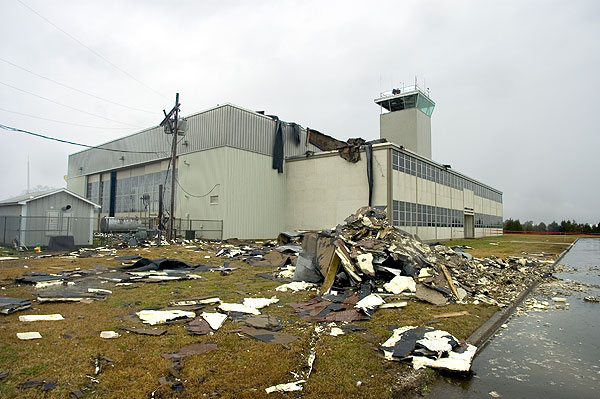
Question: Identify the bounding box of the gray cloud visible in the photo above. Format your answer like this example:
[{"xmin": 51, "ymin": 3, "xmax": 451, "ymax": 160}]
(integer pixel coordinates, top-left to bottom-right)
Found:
[{"xmin": 0, "ymin": 0, "xmax": 598, "ymax": 224}]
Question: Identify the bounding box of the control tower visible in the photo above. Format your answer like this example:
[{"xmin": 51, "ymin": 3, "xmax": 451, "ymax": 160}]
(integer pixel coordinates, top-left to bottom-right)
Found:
[{"xmin": 375, "ymin": 86, "xmax": 435, "ymax": 159}]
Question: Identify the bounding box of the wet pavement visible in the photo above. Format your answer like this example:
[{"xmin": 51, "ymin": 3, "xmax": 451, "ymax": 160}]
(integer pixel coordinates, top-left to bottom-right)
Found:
[{"xmin": 424, "ymin": 238, "xmax": 600, "ymax": 399}]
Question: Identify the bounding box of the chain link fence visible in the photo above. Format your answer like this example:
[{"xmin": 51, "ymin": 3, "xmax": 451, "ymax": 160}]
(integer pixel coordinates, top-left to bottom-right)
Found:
[{"xmin": 0, "ymin": 215, "xmax": 223, "ymax": 247}]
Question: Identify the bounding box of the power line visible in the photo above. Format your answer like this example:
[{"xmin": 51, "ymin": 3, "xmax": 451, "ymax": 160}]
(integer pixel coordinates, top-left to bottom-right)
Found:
[
  {"xmin": 17, "ymin": 0, "xmax": 168, "ymax": 100},
  {"xmin": 0, "ymin": 107, "xmax": 136, "ymax": 129},
  {"xmin": 0, "ymin": 123, "xmax": 165, "ymax": 154},
  {"xmin": 177, "ymin": 179, "xmax": 220, "ymax": 198},
  {"xmin": 0, "ymin": 56, "xmax": 156, "ymax": 114},
  {"xmin": 0, "ymin": 80, "xmax": 141, "ymax": 127}
]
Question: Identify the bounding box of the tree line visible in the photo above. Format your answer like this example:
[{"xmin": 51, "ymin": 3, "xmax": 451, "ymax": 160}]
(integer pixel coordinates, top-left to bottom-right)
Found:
[{"xmin": 504, "ymin": 219, "xmax": 600, "ymax": 234}]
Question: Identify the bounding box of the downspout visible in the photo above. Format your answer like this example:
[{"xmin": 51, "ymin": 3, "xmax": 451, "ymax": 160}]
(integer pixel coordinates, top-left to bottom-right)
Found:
[{"xmin": 365, "ymin": 143, "xmax": 373, "ymax": 206}]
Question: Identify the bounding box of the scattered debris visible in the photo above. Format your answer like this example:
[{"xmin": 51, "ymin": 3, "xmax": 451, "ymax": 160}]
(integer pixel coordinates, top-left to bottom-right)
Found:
[
  {"xmin": 235, "ymin": 326, "xmax": 297, "ymax": 345},
  {"xmin": 432, "ymin": 311, "xmax": 470, "ymax": 319},
  {"xmin": 116, "ymin": 326, "xmax": 167, "ymax": 336},
  {"xmin": 330, "ymin": 327, "xmax": 344, "ymax": 336},
  {"xmin": 169, "ymin": 297, "xmax": 221, "ymax": 307},
  {"xmin": 100, "ymin": 331, "xmax": 120, "ymax": 339},
  {"xmin": 93, "ymin": 354, "xmax": 114, "ymax": 375},
  {"xmin": 136, "ymin": 309, "xmax": 195, "ymax": 325},
  {"xmin": 18, "ymin": 378, "xmax": 57, "ymax": 391},
  {"xmin": 379, "ymin": 301, "xmax": 408, "ymax": 309},
  {"xmin": 186, "ymin": 317, "xmax": 213, "ymax": 335},
  {"xmin": 289, "ymin": 292, "xmax": 368, "ymax": 322},
  {"xmin": 201, "ymin": 312, "xmax": 227, "ymax": 331},
  {"xmin": 19, "ymin": 314, "xmax": 64, "ymax": 322},
  {"xmin": 265, "ymin": 380, "xmax": 306, "ymax": 394},
  {"xmin": 244, "ymin": 315, "xmax": 283, "ymax": 331},
  {"xmin": 243, "ymin": 296, "xmax": 279, "ymax": 309},
  {"xmin": 219, "ymin": 297, "xmax": 279, "ymax": 315},
  {"xmin": 218, "ymin": 302, "xmax": 261, "ymax": 315},
  {"xmin": 162, "ymin": 342, "xmax": 218, "ymax": 361},
  {"xmin": 17, "ymin": 332, "xmax": 42, "ymax": 340},
  {"xmin": 275, "ymin": 281, "xmax": 316, "ymax": 292},
  {"xmin": 0, "ymin": 297, "xmax": 31, "ymax": 314},
  {"xmin": 381, "ymin": 326, "xmax": 477, "ymax": 372},
  {"xmin": 584, "ymin": 296, "xmax": 599, "ymax": 303}
]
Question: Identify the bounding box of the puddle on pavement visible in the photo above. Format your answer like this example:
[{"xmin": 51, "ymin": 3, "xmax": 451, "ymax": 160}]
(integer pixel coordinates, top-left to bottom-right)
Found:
[{"xmin": 422, "ymin": 238, "xmax": 600, "ymax": 399}]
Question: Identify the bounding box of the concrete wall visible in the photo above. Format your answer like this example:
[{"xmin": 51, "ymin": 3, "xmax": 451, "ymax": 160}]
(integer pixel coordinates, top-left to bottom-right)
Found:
[
  {"xmin": 380, "ymin": 108, "xmax": 431, "ymax": 159},
  {"xmin": 285, "ymin": 148, "xmax": 388, "ymax": 232}
]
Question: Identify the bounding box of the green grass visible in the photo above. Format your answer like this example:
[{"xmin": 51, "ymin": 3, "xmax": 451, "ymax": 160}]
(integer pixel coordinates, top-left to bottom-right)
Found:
[
  {"xmin": 0, "ymin": 238, "xmax": 560, "ymax": 398},
  {"xmin": 443, "ymin": 233, "xmax": 576, "ymax": 258}
]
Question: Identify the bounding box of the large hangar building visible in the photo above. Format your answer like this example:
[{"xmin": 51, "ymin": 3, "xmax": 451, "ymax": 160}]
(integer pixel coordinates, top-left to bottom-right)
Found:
[{"xmin": 67, "ymin": 87, "xmax": 503, "ymax": 240}]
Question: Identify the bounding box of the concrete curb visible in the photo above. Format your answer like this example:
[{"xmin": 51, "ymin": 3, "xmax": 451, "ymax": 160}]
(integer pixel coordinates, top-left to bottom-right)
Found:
[{"xmin": 466, "ymin": 238, "xmax": 577, "ymax": 354}]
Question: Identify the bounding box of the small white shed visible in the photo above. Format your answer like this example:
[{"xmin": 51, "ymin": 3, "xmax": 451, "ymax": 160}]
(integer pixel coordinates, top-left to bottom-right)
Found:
[{"xmin": 0, "ymin": 188, "xmax": 100, "ymax": 247}]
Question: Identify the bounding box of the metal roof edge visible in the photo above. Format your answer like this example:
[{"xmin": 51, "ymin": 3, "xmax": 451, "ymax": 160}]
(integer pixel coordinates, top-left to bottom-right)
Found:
[{"xmin": 16, "ymin": 188, "xmax": 101, "ymax": 208}]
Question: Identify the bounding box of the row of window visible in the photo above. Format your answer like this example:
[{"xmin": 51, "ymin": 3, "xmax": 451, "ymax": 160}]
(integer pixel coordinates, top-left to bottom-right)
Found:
[
  {"xmin": 392, "ymin": 200, "xmax": 503, "ymax": 228},
  {"xmin": 392, "ymin": 201, "xmax": 465, "ymax": 227},
  {"xmin": 392, "ymin": 150, "xmax": 502, "ymax": 203},
  {"xmin": 475, "ymin": 213, "xmax": 503, "ymax": 229},
  {"xmin": 86, "ymin": 170, "xmax": 176, "ymax": 213}
]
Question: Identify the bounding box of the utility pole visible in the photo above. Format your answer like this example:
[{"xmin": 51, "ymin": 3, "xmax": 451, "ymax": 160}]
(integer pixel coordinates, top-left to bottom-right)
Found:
[
  {"xmin": 170, "ymin": 93, "xmax": 179, "ymax": 241},
  {"xmin": 160, "ymin": 93, "xmax": 181, "ymax": 241}
]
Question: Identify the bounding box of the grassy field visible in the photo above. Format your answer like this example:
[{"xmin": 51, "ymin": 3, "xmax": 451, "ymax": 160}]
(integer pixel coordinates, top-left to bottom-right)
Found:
[
  {"xmin": 0, "ymin": 235, "xmax": 574, "ymax": 398},
  {"xmin": 443, "ymin": 233, "xmax": 576, "ymax": 258}
]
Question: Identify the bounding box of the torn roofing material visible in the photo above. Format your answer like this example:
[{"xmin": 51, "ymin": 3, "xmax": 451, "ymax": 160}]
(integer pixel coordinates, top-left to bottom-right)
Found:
[
  {"xmin": 381, "ymin": 326, "xmax": 477, "ymax": 372},
  {"xmin": 161, "ymin": 342, "xmax": 218, "ymax": 361},
  {"xmin": 0, "ymin": 297, "xmax": 31, "ymax": 315},
  {"xmin": 235, "ymin": 326, "xmax": 297, "ymax": 345},
  {"xmin": 136, "ymin": 309, "xmax": 196, "ymax": 325}
]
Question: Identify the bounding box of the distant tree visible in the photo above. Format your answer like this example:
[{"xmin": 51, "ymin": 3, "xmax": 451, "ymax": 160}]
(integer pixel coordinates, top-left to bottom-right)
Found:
[
  {"xmin": 504, "ymin": 219, "xmax": 523, "ymax": 231},
  {"xmin": 548, "ymin": 221, "xmax": 560, "ymax": 232},
  {"xmin": 523, "ymin": 221, "xmax": 535, "ymax": 231},
  {"xmin": 593, "ymin": 223, "xmax": 600, "ymax": 234},
  {"xmin": 582, "ymin": 223, "xmax": 592, "ymax": 234},
  {"xmin": 535, "ymin": 222, "xmax": 547, "ymax": 232}
]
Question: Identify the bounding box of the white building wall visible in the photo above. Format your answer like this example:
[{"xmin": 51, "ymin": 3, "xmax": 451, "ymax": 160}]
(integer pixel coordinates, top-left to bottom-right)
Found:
[
  {"xmin": 285, "ymin": 148, "xmax": 388, "ymax": 232},
  {"xmin": 67, "ymin": 175, "xmax": 86, "ymax": 197},
  {"xmin": 177, "ymin": 147, "xmax": 286, "ymax": 239}
]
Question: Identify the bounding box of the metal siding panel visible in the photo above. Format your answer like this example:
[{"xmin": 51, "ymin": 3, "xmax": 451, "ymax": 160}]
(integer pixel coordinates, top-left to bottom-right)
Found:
[
  {"xmin": 68, "ymin": 104, "xmax": 319, "ymax": 183},
  {"xmin": 0, "ymin": 205, "xmax": 23, "ymax": 217},
  {"xmin": 223, "ymin": 148, "xmax": 285, "ymax": 239}
]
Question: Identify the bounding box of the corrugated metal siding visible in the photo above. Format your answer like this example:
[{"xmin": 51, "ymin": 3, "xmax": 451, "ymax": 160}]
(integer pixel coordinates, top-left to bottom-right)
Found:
[
  {"xmin": 24, "ymin": 192, "xmax": 94, "ymax": 246},
  {"xmin": 0, "ymin": 204, "xmax": 23, "ymax": 217},
  {"xmin": 68, "ymin": 104, "xmax": 321, "ymax": 178},
  {"xmin": 223, "ymin": 147, "xmax": 286, "ymax": 239}
]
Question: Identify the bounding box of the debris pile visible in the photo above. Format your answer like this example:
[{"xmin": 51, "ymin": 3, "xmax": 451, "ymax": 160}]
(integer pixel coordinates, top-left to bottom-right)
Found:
[{"xmin": 293, "ymin": 207, "xmax": 552, "ymax": 308}]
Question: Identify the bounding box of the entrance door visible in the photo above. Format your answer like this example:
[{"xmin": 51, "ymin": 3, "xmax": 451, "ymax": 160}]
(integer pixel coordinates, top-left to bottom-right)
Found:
[{"xmin": 464, "ymin": 214, "xmax": 474, "ymax": 238}]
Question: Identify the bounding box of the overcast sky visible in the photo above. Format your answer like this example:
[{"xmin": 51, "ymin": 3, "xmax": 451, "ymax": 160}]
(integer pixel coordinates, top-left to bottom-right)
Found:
[{"xmin": 0, "ymin": 0, "xmax": 598, "ymax": 224}]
